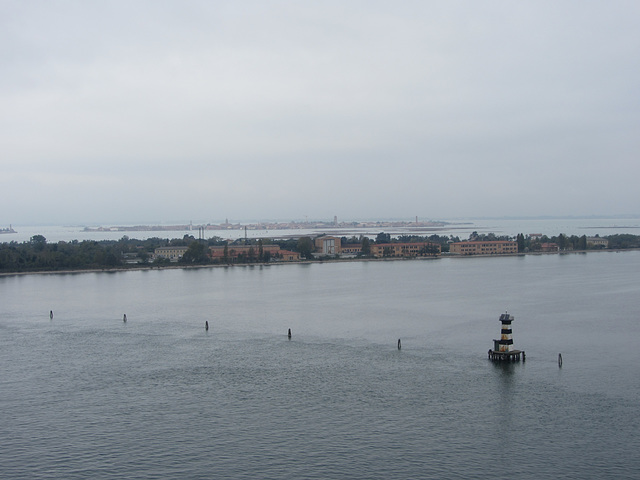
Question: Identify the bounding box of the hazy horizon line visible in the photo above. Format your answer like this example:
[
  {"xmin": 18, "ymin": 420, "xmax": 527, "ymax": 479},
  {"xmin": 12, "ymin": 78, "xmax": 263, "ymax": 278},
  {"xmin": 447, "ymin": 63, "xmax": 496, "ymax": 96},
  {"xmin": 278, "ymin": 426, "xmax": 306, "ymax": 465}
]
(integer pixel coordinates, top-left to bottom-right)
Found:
[{"xmin": 6, "ymin": 213, "xmax": 640, "ymax": 228}]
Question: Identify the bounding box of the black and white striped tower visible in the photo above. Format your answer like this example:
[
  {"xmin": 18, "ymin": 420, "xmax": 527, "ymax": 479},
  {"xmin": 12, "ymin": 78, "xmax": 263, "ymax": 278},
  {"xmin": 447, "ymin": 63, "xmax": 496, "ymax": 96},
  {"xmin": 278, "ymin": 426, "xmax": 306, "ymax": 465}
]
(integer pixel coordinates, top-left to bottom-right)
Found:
[
  {"xmin": 495, "ymin": 312, "xmax": 514, "ymax": 353},
  {"xmin": 489, "ymin": 312, "xmax": 524, "ymax": 361}
]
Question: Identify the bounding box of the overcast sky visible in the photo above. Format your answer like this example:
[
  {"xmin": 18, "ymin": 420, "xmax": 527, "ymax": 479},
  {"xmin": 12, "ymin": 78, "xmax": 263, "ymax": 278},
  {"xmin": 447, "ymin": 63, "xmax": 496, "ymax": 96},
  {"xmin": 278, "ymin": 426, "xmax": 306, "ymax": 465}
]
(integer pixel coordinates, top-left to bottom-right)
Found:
[{"xmin": 2, "ymin": 1, "xmax": 639, "ymax": 225}]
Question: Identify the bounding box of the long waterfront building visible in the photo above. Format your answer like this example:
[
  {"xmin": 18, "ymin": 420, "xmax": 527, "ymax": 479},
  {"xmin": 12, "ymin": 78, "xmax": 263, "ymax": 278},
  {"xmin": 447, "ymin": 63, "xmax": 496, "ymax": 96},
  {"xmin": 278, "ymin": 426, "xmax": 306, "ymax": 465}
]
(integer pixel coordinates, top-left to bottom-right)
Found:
[{"xmin": 449, "ymin": 240, "xmax": 517, "ymax": 255}]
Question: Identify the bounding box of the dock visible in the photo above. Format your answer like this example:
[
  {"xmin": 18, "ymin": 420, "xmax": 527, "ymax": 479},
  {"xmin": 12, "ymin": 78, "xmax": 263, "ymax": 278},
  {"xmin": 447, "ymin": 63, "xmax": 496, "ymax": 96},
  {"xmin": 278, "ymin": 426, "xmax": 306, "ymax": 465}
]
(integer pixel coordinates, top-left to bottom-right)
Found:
[{"xmin": 488, "ymin": 349, "xmax": 525, "ymax": 362}]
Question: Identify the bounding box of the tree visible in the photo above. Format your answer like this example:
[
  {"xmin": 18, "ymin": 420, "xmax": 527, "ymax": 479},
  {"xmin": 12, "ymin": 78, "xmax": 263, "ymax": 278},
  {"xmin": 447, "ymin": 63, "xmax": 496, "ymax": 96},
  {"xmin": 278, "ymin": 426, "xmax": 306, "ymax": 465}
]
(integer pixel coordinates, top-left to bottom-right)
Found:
[
  {"xmin": 421, "ymin": 244, "xmax": 440, "ymax": 256},
  {"xmin": 342, "ymin": 236, "xmax": 360, "ymax": 245},
  {"xmin": 568, "ymin": 235, "xmax": 581, "ymax": 250},
  {"xmin": 30, "ymin": 235, "xmax": 47, "ymax": 251},
  {"xmin": 139, "ymin": 251, "xmax": 150, "ymax": 264},
  {"xmin": 607, "ymin": 234, "xmax": 639, "ymax": 249},
  {"xmin": 558, "ymin": 234, "xmax": 567, "ymax": 251},
  {"xmin": 361, "ymin": 237, "xmax": 371, "ymax": 256},
  {"xmin": 297, "ymin": 237, "xmax": 313, "ymax": 259},
  {"xmin": 516, "ymin": 233, "xmax": 525, "ymax": 253},
  {"xmin": 376, "ymin": 232, "xmax": 391, "ymax": 244},
  {"xmin": 579, "ymin": 235, "xmax": 587, "ymax": 250},
  {"xmin": 181, "ymin": 241, "xmax": 209, "ymax": 264},
  {"xmin": 104, "ymin": 251, "xmax": 119, "ymax": 267},
  {"xmin": 207, "ymin": 236, "xmax": 226, "ymax": 246}
]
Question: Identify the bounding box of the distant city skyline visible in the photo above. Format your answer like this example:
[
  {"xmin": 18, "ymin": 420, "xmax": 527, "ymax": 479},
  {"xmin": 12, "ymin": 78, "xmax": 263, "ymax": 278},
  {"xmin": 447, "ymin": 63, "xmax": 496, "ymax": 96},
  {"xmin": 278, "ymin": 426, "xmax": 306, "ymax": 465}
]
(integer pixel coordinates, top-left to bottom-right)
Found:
[
  {"xmin": 2, "ymin": 1, "xmax": 639, "ymax": 225},
  {"xmin": 6, "ymin": 213, "xmax": 640, "ymax": 231}
]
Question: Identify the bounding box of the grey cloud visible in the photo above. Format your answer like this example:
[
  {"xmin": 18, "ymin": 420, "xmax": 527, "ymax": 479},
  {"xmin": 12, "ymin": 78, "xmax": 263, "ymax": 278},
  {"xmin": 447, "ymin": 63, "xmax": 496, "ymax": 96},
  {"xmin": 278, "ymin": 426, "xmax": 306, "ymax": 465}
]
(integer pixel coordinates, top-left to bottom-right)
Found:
[{"xmin": 1, "ymin": 1, "xmax": 639, "ymax": 224}]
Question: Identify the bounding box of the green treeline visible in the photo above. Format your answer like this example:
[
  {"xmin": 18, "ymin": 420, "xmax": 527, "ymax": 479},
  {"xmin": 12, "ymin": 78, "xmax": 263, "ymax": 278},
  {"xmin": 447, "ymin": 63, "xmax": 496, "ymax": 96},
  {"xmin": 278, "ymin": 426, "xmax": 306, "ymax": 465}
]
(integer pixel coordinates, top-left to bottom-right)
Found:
[
  {"xmin": 1, "ymin": 232, "xmax": 639, "ymax": 274},
  {"xmin": 0, "ymin": 234, "xmax": 294, "ymax": 272},
  {"xmin": 1, "ymin": 235, "xmax": 151, "ymax": 272},
  {"xmin": 517, "ymin": 233, "xmax": 640, "ymax": 252}
]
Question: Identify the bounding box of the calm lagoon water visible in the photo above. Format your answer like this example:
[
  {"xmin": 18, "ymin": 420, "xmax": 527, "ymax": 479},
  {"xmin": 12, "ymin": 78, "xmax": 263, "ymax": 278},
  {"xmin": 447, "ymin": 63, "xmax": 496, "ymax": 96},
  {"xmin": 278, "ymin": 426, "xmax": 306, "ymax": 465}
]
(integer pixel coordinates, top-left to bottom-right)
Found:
[{"xmin": 2, "ymin": 252, "xmax": 639, "ymax": 479}]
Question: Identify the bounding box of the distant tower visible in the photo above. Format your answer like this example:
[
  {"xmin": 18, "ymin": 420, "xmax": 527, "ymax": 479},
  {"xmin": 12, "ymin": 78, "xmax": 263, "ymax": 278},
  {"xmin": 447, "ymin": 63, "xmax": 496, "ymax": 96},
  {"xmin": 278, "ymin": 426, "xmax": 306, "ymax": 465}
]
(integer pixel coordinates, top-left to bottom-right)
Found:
[{"xmin": 334, "ymin": 215, "xmax": 338, "ymax": 226}]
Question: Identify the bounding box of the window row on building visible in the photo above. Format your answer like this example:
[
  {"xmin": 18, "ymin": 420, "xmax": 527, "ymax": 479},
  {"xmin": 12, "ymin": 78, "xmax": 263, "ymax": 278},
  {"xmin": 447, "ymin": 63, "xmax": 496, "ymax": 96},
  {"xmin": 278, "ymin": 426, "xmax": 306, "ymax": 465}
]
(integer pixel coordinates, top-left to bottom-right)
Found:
[
  {"xmin": 155, "ymin": 236, "xmax": 442, "ymax": 262},
  {"xmin": 154, "ymin": 245, "xmax": 300, "ymax": 262},
  {"xmin": 314, "ymin": 236, "xmax": 441, "ymax": 258},
  {"xmin": 586, "ymin": 237, "xmax": 609, "ymax": 248},
  {"xmin": 154, "ymin": 246, "xmax": 188, "ymax": 260},
  {"xmin": 369, "ymin": 242, "xmax": 440, "ymax": 257},
  {"xmin": 449, "ymin": 240, "xmax": 518, "ymax": 255}
]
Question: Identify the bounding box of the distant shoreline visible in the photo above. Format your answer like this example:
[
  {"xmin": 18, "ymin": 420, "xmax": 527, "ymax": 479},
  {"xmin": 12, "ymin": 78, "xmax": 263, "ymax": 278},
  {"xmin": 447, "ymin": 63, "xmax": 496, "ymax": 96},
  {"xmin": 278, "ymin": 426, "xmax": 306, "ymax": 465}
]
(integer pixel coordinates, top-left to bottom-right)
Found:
[
  {"xmin": 2, "ymin": 248, "xmax": 638, "ymax": 278},
  {"xmin": 82, "ymin": 220, "xmax": 451, "ymax": 233}
]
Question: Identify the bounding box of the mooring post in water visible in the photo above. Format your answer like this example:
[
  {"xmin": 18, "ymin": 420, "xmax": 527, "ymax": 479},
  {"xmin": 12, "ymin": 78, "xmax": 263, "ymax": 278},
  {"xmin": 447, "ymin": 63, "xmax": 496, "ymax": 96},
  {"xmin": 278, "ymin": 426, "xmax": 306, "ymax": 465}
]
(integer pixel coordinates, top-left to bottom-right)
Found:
[
  {"xmin": 123, "ymin": 314, "xmax": 127, "ymax": 323},
  {"xmin": 398, "ymin": 339, "xmax": 401, "ymax": 350},
  {"xmin": 50, "ymin": 310, "xmax": 53, "ymax": 320},
  {"xmin": 558, "ymin": 353, "xmax": 563, "ymax": 367},
  {"xmin": 288, "ymin": 328, "xmax": 292, "ymax": 339},
  {"xmin": 205, "ymin": 321, "xmax": 209, "ymax": 331}
]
